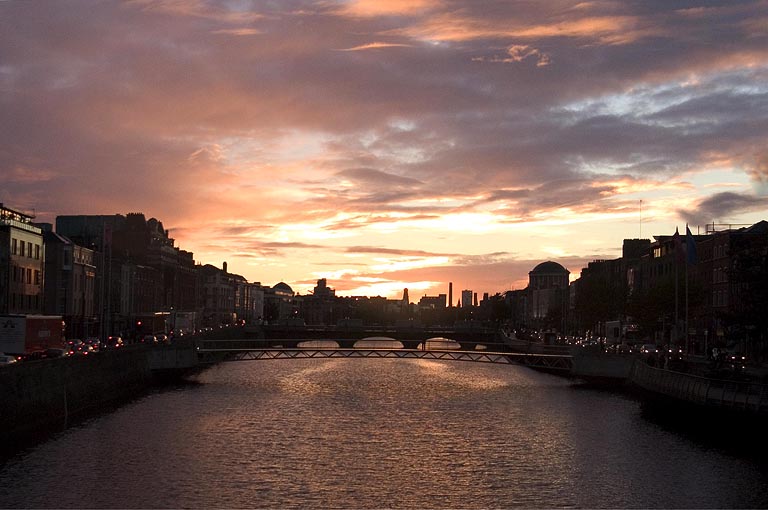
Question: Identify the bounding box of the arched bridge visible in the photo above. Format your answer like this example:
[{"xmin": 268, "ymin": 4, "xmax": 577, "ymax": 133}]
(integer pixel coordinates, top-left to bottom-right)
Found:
[{"xmin": 237, "ymin": 324, "xmax": 503, "ymax": 350}]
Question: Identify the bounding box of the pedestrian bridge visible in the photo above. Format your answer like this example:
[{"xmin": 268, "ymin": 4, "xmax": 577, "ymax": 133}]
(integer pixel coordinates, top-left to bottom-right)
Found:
[{"xmin": 194, "ymin": 339, "xmax": 573, "ymax": 372}]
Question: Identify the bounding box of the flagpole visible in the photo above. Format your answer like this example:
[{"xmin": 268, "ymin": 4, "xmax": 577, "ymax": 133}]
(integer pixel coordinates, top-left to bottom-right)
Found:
[
  {"xmin": 685, "ymin": 247, "xmax": 689, "ymax": 355},
  {"xmin": 675, "ymin": 253, "xmax": 679, "ymax": 347}
]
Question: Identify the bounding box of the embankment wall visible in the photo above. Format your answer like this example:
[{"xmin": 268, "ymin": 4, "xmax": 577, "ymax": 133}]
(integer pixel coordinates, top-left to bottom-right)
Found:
[{"xmin": 0, "ymin": 347, "xmax": 152, "ymax": 440}]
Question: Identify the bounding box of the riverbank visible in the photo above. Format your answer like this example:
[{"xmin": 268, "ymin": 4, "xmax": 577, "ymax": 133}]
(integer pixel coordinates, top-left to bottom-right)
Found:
[{"xmin": 0, "ymin": 345, "xmax": 166, "ymax": 449}]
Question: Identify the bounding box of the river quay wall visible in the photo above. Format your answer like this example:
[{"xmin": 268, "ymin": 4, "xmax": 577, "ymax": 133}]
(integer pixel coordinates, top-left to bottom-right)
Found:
[{"xmin": 0, "ymin": 347, "xmax": 153, "ymax": 442}]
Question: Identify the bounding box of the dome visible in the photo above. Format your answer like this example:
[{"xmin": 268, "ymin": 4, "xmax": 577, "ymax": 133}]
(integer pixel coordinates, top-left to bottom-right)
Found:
[
  {"xmin": 530, "ymin": 261, "xmax": 568, "ymax": 274},
  {"xmin": 273, "ymin": 282, "xmax": 294, "ymax": 295}
]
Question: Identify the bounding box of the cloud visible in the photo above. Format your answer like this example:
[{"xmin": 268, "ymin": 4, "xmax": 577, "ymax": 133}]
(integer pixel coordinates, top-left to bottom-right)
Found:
[
  {"xmin": 337, "ymin": 42, "xmax": 414, "ymax": 51},
  {"xmin": 473, "ymin": 45, "xmax": 551, "ymax": 67},
  {"xmin": 335, "ymin": 0, "xmax": 438, "ymax": 18},
  {"xmin": 345, "ymin": 245, "xmax": 457, "ymax": 257},
  {"xmin": 2, "ymin": 0, "xmax": 768, "ymax": 295},
  {"xmin": 679, "ymin": 192, "xmax": 768, "ymax": 225},
  {"xmin": 211, "ymin": 28, "xmax": 261, "ymax": 36}
]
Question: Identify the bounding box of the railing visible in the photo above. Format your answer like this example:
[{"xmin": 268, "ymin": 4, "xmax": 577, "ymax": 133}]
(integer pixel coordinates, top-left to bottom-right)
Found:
[
  {"xmin": 196, "ymin": 347, "xmax": 574, "ymax": 371},
  {"xmin": 630, "ymin": 361, "xmax": 768, "ymax": 415}
]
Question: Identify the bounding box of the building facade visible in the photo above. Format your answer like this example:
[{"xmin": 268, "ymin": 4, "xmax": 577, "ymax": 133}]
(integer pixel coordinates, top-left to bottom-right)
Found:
[
  {"xmin": 528, "ymin": 261, "xmax": 570, "ymax": 331},
  {"xmin": 0, "ymin": 204, "xmax": 44, "ymax": 315},
  {"xmin": 41, "ymin": 230, "xmax": 97, "ymax": 338}
]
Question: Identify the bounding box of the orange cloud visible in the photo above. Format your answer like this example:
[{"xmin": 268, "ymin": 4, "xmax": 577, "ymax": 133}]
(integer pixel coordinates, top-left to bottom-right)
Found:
[
  {"xmin": 336, "ymin": 0, "xmax": 439, "ymax": 17},
  {"xmin": 337, "ymin": 42, "xmax": 414, "ymax": 51},
  {"xmin": 392, "ymin": 12, "xmax": 656, "ymax": 45}
]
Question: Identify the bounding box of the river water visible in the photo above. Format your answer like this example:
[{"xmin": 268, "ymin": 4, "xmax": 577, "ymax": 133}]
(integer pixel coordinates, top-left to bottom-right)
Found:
[{"xmin": 1, "ymin": 358, "xmax": 767, "ymax": 508}]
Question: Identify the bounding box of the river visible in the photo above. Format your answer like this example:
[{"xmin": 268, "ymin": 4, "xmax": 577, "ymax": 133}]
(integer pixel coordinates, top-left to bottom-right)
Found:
[{"xmin": 1, "ymin": 358, "xmax": 767, "ymax": 508}]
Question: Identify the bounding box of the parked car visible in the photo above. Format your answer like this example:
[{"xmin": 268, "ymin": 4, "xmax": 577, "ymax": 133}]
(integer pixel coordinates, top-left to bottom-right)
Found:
[
  {"xmin": 142, "ymin": 334, "xmax": 157, "ymax": 344},
  {"xmin": 156, "ymin": 334, "xmax": 169, "ymax": 344}
]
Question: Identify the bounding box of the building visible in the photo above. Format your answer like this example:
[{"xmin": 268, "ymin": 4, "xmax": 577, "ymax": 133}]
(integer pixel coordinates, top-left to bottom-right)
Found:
[
  {"xmin": 461, "ymin": 289, "xmax": 473, "ymax": 308},
  {"xmin": 418, "ymin": 294, "xmax": 447, "ymax": 310},
  {"xmin": 528, "ymin": 261, "xmax": 570, "ymax": 331},
  {"xmin": 264, "ymin": 282, "xmax": 299, "ymax": 323},
  {"xmin": 57, "ymin": 213, "xmax": 199, "ymax": 336},
  {"xmin": 41, "ymin": 229, "xmax": 97, "ymax": 338},
  {"xmin": 198, "ymin": 263, "xmax": 236, "ymax": 326},
  {"xmin": 0, "ymin": 204, "xmax": 44, "ymax": 314},
  {"xmin": 302, "ymin": 279, "xmax": 336, "ymax": 325},
  {"xmin": 691, "ymin": 221, "xmax": 768, "ymax": 359}
]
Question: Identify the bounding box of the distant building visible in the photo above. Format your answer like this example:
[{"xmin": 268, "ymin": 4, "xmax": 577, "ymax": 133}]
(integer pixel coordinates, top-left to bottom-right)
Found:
[
  {"xmin": 461, "ymin": 289, "xmax": 473, "ymax": 308},
  {"xmin": 0, "ymin": 203, "xmax": 44, "ymax": 314},
  {"xmin": 528, "ymin": 261, "xmax": 570, "ymax": 330},
  {"xmin": 198, "ymin": 263, "xmax": 236, "ymax": 326},
  {"xmin": 303, "ymin": 278, "xmax": 336, "ymax": 325},
  {"xmin": 264, "ymin": 282, "xmax": 298, "ymax": 323},
  {"xmin": 418, "ymin": 294, "xmax": 447, "ymax": 310}
]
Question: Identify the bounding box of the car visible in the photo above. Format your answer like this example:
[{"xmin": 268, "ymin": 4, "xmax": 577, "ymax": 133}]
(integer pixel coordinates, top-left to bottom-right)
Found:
[
  {"xmin": 0, "ymin": 354, "xmax": 18, "ymax": 365},
  {"xmin": 84, "ymin": 337, "xmax": 101, "ymax": 351},
  {"xmin": 665, "ymin": 345, "xmax": 684, "ymax": 360},
  {"xmin": 726, "ymin": 351, "xmax": 747, "ymax": 371},
  {"xmin": 17, "ymin": 351, "xmax": 47, "ymax": 362},
  {"xmin": 75, "ymin": 344, "xmax": 95, "ymax": 355},
  {"xmin": 105, "ymin": 336, "xmax": 124, "ymax": 348},
  {"xmin": 44, "ymin": 348, "xmax": 72, "ymax": 358},
  {"xmin": 156, "ymin": 334, "xmax": 169, "ymax": 344},
  {"xmin": 142, "ymin": 334, "xmax": 157, "ymax": 344},
  {"xmin": 640, "ymin": 344, "xmax": 660, "ymax": 355}
]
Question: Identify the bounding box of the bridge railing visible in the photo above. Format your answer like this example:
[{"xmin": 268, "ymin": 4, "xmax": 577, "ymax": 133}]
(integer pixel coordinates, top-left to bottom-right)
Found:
[{"xmin": 195, "ymin": 346, "xmax": 574, "ymax": 371}]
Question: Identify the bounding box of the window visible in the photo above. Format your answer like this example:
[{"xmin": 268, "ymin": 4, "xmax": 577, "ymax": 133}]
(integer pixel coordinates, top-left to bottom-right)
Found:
[
  {"xmin": 34, "ymin": 270, "xmax": 41, "ymax": 285},
  {"xmin": 19, "ymin": 241, "xmax": 25, "ymax": 257},
  {"xmin": 35, "ymin": 244, "xmax": 40, "ymax": 260},
  {"xmin": 12, "ymin": 238, "xmax": 17, "ymax": 255},
  {"xmin": 27, "ymin": 242, "xmax": 32, "ymax": 258},
  {"xmin": 26, "ymin": 268, "xmax": 32, "ymax": 284}
]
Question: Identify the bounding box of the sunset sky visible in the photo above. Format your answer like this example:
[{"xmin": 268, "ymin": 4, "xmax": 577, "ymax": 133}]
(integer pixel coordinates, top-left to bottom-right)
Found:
[{"xmin": 2, "ymin": 0, "xmax": 768, "ymax": 300}]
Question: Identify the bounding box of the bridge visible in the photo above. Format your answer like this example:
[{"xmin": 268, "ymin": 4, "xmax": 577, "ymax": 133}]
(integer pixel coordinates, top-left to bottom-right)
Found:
[
  {"xmin": 150, "ymin": 327, "xmax": 575, "ymax": 374},
  {"xmin": 237, "ymin": 323, "xmax": 504, "ymax": 350},
  {"xmin": 192, "ymin": 338, "xmax": 573, "ymax": 373}
]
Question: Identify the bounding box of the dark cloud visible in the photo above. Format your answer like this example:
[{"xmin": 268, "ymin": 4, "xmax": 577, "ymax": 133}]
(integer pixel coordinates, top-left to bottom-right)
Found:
[{"xmin": 680, "ymin": 192, "xmax": 768, "ymax": 225}]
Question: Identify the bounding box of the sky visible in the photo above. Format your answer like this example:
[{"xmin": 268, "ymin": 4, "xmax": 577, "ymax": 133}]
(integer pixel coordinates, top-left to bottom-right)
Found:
[{"xmin": 2, "ymin": 0, "xmax": 768, "ymax": 300}]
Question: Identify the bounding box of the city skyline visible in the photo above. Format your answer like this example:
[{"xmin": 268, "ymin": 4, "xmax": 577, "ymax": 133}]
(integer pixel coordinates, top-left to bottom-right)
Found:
[{"xmin": 2, "ymin": 1, "xmax": 768, "ymax": 298}]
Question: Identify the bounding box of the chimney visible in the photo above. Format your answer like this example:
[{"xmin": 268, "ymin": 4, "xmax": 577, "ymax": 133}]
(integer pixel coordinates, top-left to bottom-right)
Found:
[{"xmin": 222, "ymin": 261, "xmax": 228, "ymax": 273}]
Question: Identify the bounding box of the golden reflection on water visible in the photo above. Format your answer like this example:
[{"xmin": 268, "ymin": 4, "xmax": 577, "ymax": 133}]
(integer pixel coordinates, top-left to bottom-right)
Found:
[{"xmin": 3, "ymin": 358, "xmax": 767, "ymax": 509}]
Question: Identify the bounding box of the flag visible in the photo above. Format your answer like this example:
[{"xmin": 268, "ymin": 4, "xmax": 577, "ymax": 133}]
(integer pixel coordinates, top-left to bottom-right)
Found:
[
  {"xmin": 686, "ymin": 224, "xmax": 698, "ymax": 264},
  {"xmin": 672, "ymin": 227, "xmax": 684, "ymax": 262}
]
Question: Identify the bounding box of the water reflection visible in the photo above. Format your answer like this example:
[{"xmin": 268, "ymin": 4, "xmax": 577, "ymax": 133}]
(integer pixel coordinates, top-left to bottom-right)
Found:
[{"xmin": 1, "ymin": 360, "xmax": 767, "ymax": 509}]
